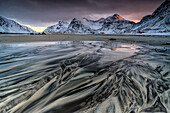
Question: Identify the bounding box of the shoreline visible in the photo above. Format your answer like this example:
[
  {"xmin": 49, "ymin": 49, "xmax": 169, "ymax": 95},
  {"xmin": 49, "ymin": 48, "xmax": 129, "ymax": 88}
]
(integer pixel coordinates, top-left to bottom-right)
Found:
[{"xmin": 0, "ymin": 34, "xmax": 170, "ymax": 46}]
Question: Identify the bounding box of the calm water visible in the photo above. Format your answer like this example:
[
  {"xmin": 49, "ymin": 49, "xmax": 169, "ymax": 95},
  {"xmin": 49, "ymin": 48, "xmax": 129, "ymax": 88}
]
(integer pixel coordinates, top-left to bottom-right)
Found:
[{"xmin": 0, "ymin": 41, "xmax": 169, "ymax": 113}]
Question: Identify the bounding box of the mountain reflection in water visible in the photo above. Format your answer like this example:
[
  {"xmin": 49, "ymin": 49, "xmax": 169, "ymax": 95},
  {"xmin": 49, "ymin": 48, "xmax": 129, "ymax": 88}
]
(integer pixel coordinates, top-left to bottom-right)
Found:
[{"xmin": 0, "ymin": 41, "xmax": 169, "ymax": 113}]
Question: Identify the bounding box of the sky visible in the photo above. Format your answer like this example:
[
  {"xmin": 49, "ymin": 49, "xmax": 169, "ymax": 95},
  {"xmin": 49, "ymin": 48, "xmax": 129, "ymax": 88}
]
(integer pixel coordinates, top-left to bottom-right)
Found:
[{"xmin": 0, "ymin": 0, "xmax": 164, "ymax": 32}]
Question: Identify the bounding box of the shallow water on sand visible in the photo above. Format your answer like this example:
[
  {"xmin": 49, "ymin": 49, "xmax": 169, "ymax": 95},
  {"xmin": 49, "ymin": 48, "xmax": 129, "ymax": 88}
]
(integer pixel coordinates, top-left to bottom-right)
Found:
[{"xmin": 0, "ymin": 41, "xmax": 169, "ymax": 113}]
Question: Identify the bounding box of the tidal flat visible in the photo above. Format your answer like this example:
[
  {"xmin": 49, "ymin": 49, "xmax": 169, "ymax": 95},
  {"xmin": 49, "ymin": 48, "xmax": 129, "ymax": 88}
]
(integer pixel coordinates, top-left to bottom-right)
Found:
[
  {"xmin": 0, "ymin": 34, "xmax": 170, "ymax": 46},
  {"xmin": 0, "ymin": 35, "xmax": 170, "ymax": 113}
]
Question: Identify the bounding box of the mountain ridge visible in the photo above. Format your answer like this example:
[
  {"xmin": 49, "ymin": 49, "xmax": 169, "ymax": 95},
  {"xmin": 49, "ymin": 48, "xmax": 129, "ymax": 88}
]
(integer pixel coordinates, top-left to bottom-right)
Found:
[
  {"xmin": 0, "ymin": 0, "xmax": 169, "ymax": 35},
  {"xmin": 44, "ymin": 0, "xmax": 169, "ymax": 35},
  {"xmin": 44, "ymin": 14, "xmax": 135, "ymax": 34}
]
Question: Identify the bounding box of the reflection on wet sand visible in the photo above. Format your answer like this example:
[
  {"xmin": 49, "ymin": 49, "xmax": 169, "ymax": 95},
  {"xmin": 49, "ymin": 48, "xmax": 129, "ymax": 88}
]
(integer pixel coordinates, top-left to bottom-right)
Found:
[{"xmin": 0, "ymin": 41, "xmax": 169, "ymax": 113}]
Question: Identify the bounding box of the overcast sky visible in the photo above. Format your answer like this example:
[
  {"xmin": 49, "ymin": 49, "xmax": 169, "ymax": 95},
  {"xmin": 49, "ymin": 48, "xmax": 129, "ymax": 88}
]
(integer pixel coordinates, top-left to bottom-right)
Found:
[{"xmin": 0, "ymin": 0, "xmax": 164, "ymax": 27}]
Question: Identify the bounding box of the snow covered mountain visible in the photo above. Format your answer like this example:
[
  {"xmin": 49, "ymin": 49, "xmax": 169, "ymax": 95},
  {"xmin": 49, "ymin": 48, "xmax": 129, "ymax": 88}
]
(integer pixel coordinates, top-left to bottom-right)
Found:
[
  {"xmin": 43, "ymin": 0, "xmax": 169, "ymax": 35},
  {"xmin": 98, "ymin": 14, "xmax": 135, "ymax": 34},
  {"xmin": 0, "ymin": 0, "xmax": 169, "ymax": 35},
  {"xmin": 66, "ymin": 18, "xmax": 94, "ymax": 34},
  {"xmin": 45, "ymin": 14, "xmax": 135, "ymax": 34},
  {"xmin": 0, "ymin": 16, "xmax": 35, "ymax": 33},
  {"xmin": 44, "ymin": 21, "xmax": 69, "ymax": 33},
  {"xmin": 68, "ymin": 14, "xmax": 135, "ymax": 34},
  {"xmin": 131, "ymin": 0, "xmax": 170, "ymax": 34}
]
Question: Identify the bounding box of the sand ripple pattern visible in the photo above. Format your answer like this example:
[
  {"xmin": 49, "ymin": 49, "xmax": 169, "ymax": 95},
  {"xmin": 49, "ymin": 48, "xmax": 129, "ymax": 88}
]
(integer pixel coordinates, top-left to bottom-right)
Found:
[{"xmin": 0, "ymin": 41, "xmax": 169, "ymax": 113}]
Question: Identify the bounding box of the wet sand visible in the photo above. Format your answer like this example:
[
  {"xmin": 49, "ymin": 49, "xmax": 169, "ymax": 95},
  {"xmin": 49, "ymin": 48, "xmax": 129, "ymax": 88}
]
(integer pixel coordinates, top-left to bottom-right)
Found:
[
  {"xmin": 0, "ymin": 41, "xmax": 169, "ymax": 113},
  {"xmin": 0, "ymin": 34, "xmax": 170, "ymax": 46}
]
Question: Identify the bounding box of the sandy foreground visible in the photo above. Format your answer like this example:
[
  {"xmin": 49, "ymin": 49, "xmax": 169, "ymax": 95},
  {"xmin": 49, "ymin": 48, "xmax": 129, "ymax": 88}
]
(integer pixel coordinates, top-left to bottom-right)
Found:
[{"xmin": 0, "ymin": 34, "xmax": 170, "ymax": 46}]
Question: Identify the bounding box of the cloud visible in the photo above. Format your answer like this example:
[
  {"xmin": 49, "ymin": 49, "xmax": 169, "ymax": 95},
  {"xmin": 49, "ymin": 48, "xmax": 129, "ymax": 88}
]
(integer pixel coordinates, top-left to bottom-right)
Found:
[{"xmin": 0, "ymin": 0, "xmax": 164, "ymax": 27}]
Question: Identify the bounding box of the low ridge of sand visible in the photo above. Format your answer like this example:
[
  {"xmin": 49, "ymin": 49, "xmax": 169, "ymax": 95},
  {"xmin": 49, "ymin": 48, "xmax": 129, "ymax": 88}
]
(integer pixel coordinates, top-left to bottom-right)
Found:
[{"xmin": 0, "ymin": 34, "xmax": 170, "ymax": 46}]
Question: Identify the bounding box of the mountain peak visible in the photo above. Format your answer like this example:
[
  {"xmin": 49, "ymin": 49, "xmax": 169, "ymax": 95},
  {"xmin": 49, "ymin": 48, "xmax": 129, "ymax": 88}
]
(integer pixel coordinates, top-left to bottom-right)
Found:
[
  {"xmin": 113, "ymin": 14, "xmax": 120, "ymax": 16},
  {"xmin": 0, "ymin": 16, "xmax": 7, "ymax": 21},
  {"xmin": 113, "ymin": 14, "xmax": 124, "ymax": 19},
  {"xmin": 83, "ymin": 17, "xmax": 88, "ymax": 22},
  {"xmin": 72, "ymin": 18, "xmax": 78, "ymax": 21},
  {"xmin": 58, "ymin": 21, "xmax": 68, "ymax": 25},
  {"xmin": 152, "ymin": 0, "xmax": 170, "ymax": 17}
]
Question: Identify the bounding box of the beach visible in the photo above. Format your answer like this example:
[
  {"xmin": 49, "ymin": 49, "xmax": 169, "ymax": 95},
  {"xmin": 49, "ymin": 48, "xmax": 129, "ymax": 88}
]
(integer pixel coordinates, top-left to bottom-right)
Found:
[
  {"xmin": 0, "ymin": 0, "xmax": 169, "ymax": 112},
  {"xmin": 0, "ymin": 34, "xmax": 170, "ymax": 113},
  {"xmin": 0, "ymin": 34, "xmax": 170, "ymax": 46}
]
